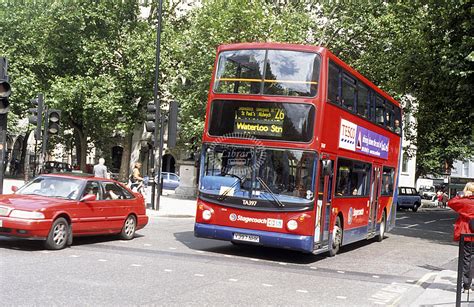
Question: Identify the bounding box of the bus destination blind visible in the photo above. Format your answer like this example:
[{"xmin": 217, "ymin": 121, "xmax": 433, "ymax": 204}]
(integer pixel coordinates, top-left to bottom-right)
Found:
[{"xmin": 234, "ymin": 106, "xmax": 285, "ymax": 137}]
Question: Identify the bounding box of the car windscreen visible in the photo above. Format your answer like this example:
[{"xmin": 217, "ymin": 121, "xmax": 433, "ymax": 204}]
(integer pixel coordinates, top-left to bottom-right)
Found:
[{"xmin": 17, "ymin": 176, "xmax": 84, "ymax": 200}]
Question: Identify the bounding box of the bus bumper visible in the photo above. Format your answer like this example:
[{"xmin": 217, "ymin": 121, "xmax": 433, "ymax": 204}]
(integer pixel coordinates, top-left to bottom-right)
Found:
[{"xmin": 194, "ymin": 223, "xmax": 314, "ymax": 253}]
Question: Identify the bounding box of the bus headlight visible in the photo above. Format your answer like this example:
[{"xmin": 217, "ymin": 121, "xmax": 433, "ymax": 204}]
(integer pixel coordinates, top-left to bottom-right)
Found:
[
  {"xmin": 287, "ymin": 219, "xmax": 298, "ymax": 231},
  {"xmin": 202, "ymin": 210, "xmax": 212, "ymax": 221}
]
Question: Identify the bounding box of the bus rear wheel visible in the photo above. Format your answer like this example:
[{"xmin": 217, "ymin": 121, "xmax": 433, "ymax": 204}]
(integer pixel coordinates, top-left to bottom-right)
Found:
[
  {"xmin": 328, "ymin": 216, "xmax": 342, "ymax": 257},
  {"xmin": 376, "ymin": 212, "xmax": 386, "ymax": 242}
]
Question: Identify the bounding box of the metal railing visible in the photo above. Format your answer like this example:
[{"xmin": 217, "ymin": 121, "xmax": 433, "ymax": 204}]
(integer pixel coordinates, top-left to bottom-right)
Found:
[{"xmin": 456, "ymin": 233, "xmax": 474, "ymax": 306}]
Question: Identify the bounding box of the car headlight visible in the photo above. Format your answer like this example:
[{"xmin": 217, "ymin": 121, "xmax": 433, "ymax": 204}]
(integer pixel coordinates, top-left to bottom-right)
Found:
[{"xmin": 9, "ymin": 210, "xmax": 45, "ymax": 219}]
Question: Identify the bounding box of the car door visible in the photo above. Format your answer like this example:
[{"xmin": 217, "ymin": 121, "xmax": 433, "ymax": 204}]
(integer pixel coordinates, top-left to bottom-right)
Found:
[
  {"xmin": 71, "ymin": 181, "xmax": 108, "ymax": 234},
  {"xmin": 101, "ymin": 182, "xmax": 131, "ymax": 232}
]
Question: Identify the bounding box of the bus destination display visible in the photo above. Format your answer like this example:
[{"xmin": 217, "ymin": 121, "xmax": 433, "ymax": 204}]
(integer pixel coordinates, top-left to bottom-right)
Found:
[{"xmin": 234, "ymin": 106, "xmax": 285, "ymax": 137}]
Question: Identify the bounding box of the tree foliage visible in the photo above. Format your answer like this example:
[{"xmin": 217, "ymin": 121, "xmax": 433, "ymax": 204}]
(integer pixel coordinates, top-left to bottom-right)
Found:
[{"xmin": 1, "ymin": 0, "xmax": 472, "ymax": 177}]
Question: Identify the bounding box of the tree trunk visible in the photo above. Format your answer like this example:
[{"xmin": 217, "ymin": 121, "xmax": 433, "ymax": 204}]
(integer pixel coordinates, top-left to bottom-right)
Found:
[
  {"xmin": 119, "ymin": 133, "xmax": 133, "ymax": 182},
  {"xmin": 75, "ymin": 128, "xmax": 87, "ymax": 172}
]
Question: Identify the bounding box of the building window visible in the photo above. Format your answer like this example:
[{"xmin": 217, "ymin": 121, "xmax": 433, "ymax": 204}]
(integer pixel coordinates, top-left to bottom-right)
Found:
[
  {"xmin": 463, "ymin": 162, "xmax": 469, "ymax": 177},
  {"xmin": 402, "ymin": 153, "xmax": 409, "ymax": 173}
]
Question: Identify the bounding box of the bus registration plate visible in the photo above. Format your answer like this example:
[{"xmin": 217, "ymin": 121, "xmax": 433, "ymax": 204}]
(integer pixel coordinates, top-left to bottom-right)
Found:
[{"xmin": 233, "ymin": 233, "xmax": 259, "ymax": 243}]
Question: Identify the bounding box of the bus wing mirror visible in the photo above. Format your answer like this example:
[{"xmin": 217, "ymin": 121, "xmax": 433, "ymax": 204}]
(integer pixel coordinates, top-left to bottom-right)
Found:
[{"xmin": 322, "ymin": 160, "xmax": 333, "ymax": 177}]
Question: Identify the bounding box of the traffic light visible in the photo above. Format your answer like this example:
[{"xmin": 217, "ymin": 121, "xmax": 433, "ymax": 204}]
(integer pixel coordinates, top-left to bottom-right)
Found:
[
  {"xmin": 145, "ymin": 101, "xmax": 156, "ymax": 133},
  {"xmin": 46, "ymin": 109, "xmax": 61, "ymax": 135},
  {"xmin": 28, "ymin": 94, "xmax": 44, "ymax": 140},
  {"xmin": 167, "ymin": 100, "xmax": 178, "ymax": 148},
  {"xmin": 0, "ymin": 57, "xmax": 11, "ymax": 114}
]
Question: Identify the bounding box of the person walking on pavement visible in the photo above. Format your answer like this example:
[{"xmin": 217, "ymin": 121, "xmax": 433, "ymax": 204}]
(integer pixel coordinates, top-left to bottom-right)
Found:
[
  {"xmin": 93, "ymin": 158, "xmax": 108, "ymax": 178},
  {"xmin": 448, "ymin": 182, "xmax": 474, "ymax": 291}
]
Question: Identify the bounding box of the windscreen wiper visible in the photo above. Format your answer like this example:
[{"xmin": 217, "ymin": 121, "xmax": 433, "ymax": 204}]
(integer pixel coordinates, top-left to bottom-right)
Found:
[
  {"xmin": 217, "ymin": 176, "xmax": 241, "ymax": 201},
  {"xmin": 256, "ymin": 177, "xmax": 284, "ymax": 207}
]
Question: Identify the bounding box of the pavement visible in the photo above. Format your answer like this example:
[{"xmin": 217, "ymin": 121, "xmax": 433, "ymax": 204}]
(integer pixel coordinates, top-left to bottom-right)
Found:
[{"xmin": 1, "ymin": 177, "xmax": 472, "ymax": 306}]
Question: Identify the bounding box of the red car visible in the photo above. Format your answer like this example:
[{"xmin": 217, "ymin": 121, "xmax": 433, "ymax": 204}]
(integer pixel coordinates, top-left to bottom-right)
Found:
[{"xmin": 0, "ymin": 174, "xmax": 148, "ymax": 250}]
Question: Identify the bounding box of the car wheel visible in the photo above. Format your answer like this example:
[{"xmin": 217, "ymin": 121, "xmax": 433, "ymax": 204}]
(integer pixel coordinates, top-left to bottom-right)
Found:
[
  {"xmin": 376, "ymin": 212, "xmax": 386, "ymax": 242},
  {"xmin": 44, "ymin": 217, "xmax": 69, "ymax": 250},
  {"xmin": 328, "ymin": 216, "xmax": 342, "ymax": 257},
  {"xmin": 120, "ymin": 215, "xmax": 136, "ymax": 240},
  {"xmin": 412, "ymin": 202, "xmax": 419, "ymax": 212}
]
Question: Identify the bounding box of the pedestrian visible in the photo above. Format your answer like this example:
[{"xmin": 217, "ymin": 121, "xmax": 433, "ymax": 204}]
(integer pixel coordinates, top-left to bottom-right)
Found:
[
  {"xmin": 436, "ymin": 190, "xmax": 443, "ymax": 207},
  {"xmin": 130, "ymin": 162, "xmax": 144, "ymax": 192},
  {"xmin": 93, "ymin": 158, "xmax": 108, "ymax": 178},
  {"xmin": 448, "ymin": 182, "xmax": 474, "ymax": 292}
]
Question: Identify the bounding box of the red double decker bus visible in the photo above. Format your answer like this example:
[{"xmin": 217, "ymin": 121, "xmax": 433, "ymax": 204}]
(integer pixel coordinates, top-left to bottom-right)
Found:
[{"xmin": 195, "ymin": 42, "xmax": 402, "ymax": 255}]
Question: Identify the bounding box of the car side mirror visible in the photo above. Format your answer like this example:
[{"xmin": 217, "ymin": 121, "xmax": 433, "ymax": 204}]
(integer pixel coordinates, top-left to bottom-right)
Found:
[
  {"xmin": 80, "ymin": 194, "xmax": 96, "ymax": 202},
  {"xmin": 11, "ymin": 186, "xmax": 18, "ymax": 193},
  {"xmin": 321, "ymin": 159, "xmax": 333, "ymax": 177}
]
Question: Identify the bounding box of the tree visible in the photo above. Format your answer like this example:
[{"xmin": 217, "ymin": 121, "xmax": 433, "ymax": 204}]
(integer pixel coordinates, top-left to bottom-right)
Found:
[{"xmin": 0, "ymin": 1, "xmax": 156, "ymax": 173}]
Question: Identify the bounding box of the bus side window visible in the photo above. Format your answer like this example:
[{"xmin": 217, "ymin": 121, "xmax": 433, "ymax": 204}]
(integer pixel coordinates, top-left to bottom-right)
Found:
[
  {"xmin": 328, "ymin": 61, "xmax": 340, "ymax": 104},
  {"xmin": 385, "ymin": 101, "xmax": 394, "ymax": 130},
  {"xmin": 357, "ymin": 83, "xmax": 369, "ymax": 118},
  {"xmin": 342, "ymin": 73, "xmax": 356, "ymax": 111},
  {"xmin": 375, "ymin": 95, "xmax": 385, "ymax": 126}
]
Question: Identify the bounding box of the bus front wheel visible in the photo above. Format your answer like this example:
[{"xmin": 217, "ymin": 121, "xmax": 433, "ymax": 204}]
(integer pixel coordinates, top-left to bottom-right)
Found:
[{"xmin": 328, "ymin": 216, "xmax": 342, "ymax": 257}]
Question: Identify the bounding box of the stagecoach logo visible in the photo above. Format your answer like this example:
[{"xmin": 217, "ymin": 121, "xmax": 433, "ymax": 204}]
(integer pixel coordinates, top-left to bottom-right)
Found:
[
  {"xmin": 339, "ymin": 119, "xmax": 390, "ymax": 159},
  {"xmin": 229, "ymin": 213, "xmax": 237, "ymax": 221},
  {"xmin": 348, "ymin": 207, "xmax": 365, "ymax": 225},
  {"xmin": 242, "ymin": 199, "xmax": 257, "ymax": 206}
]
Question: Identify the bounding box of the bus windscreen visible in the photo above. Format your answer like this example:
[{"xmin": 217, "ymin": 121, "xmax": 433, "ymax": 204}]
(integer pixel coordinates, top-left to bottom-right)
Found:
[
  {"xmin": 209, "ymin": 100, "xmax": 315, "ymax": 142},
  {"xmin": 214, "ymin": 49, "xmax": 320, "ymax": 97}
]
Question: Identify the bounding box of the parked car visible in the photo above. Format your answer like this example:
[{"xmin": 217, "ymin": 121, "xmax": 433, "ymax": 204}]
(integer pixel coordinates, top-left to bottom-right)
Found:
[
  {"xmin": 42, "ymin": 161, "xmax": 72, "ymax": 174},
  {"xmin": 155, "ymin": 172, "xmax": 180, "ymax": 190},
  {"xmin": 397, "ymin": 187, "xmax": 422, "ymax": 212},
  {"xmin": 0, "ymin": 173, "xmax": 148, "ymax": 250},
  {"xmin": 419, "ymin": 185, "xmax": 436, "ymax": 200}
]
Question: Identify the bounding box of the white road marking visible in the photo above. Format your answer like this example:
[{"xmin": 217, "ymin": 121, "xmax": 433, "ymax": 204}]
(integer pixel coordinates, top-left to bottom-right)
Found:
[
  {"xmin": 194, "ymin": 274, "xmax": 204, "ymax": 277},
  {"xmin": 98, "ymin": 259, "xmax": 107, "ymax": 262},
  {"xmin": 131, "ymin": 264, "xmax": 142, "ymax": 267},
  {"xmin": 336, "ymin": 296, "xmax": 347, "ymax": 299},
  {"xmin": 337, "ymin": 270, "xmax": 345, "ymax": 274},
  {"xmin": 424, "ymin": 220, "xmax": 436, "ymax": 224},
  {"xmin": 405, "ymin": 224, "xmax": 419, "ymax": 228},
  {"xmin": 229, "ymin": 278, "xmax": 238, "ymax": 282},
  {"xmin": 396, "ymin": 216, "xmax": 409, "ymax": 220},
  {"xmin": 297, "ymin": 290, "xmax": 308, "ymax": 293},
  {"xmin": 373, "ymin": 275, "xmax": 380, "ymax": 278},
  {"xmin": 262, "ymin": 283, "xmax": 273, "ymax": 287},
  {"xmin": 164, "ymin": 269, "xmax": 172, "ymax": 272}
]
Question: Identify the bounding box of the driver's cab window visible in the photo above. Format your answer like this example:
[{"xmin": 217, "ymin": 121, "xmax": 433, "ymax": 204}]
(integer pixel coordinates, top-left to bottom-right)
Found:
[{"xmin": 82, "ymin": 181, "xmax": 102, "ymax": 200}]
